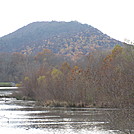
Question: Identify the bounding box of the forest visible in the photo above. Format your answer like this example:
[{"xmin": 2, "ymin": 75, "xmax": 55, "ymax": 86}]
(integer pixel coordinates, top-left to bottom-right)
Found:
[
  {"xmin": 0, "ymin": 43, "xmax": 133, "ymax": 109},
  {"xmin": 0, "ymin": 21, "xmax": 122, "ymax": 56}
]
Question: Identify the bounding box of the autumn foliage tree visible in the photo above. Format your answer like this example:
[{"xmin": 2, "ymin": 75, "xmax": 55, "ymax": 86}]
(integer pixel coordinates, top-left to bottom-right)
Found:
[{"xmin": 0, "ymin": 44, "xmax": 133, "ymax": 110}]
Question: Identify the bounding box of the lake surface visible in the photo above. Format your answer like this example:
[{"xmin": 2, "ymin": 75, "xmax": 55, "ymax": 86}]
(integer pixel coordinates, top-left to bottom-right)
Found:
[{"xmin": 0, "ymin": 89, "xmax": 126, "ymax": 134}]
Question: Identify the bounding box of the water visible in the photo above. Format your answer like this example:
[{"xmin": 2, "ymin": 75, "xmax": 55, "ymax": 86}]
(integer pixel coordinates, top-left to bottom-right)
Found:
[{"xmin": 0, "ymin": 89, "xmax": 124, "ymax": 134}]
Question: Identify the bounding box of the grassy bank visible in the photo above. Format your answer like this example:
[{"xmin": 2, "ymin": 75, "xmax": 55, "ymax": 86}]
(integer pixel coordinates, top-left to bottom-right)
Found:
[{"xmin": 0, "ymin": 82, "xmax": 14, "ymax": 87}]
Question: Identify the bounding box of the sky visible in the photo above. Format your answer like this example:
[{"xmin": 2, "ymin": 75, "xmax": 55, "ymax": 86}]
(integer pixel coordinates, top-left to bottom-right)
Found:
[{"xmin": 0, "ymin": 0, "xmax": 134, "ymax": 42}]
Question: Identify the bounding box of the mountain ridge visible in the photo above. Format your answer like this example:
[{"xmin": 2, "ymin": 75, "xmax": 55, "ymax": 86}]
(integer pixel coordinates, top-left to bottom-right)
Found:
[{"xmin": 0, "ymin": 21, "xmax": 122, "ymax": 55}]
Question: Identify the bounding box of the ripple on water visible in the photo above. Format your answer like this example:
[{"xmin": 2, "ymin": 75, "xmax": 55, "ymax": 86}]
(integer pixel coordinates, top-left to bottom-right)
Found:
[
  {"xmin": 0, "ymin": 90, "xmax": 119, "ymax": 134},
  {"xmin": 0, "ymin": 127, "xmax": 116, "ymax": 134}
]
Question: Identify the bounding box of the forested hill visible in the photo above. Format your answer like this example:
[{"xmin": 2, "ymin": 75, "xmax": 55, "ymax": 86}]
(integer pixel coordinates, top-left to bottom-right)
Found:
[{"xmin": 0, "ymin": 21, "xmax": 122, "ymax": 56}]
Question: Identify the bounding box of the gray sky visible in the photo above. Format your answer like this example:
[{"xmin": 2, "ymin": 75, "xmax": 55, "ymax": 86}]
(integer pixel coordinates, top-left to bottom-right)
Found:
[{"xmin": 0, "ymin": 0, "xmax": 134, "ymax": 42}]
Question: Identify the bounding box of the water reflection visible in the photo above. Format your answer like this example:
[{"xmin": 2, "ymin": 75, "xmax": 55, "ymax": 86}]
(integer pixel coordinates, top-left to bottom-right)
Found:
[{"xmin": 0, "ymin": 89, "xmax": 131, "ymax": 134}]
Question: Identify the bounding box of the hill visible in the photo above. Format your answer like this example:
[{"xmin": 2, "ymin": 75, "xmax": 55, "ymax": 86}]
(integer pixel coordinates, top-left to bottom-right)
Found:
[{"xmin": 0, "ymin": 21, "xmax": 122, "ymax": 56}]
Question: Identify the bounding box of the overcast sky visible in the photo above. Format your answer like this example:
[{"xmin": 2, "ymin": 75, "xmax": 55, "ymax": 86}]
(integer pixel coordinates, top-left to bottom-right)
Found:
[{"xmin": 0, "ymin": 0, "xmax": 134, "ymax": 42}]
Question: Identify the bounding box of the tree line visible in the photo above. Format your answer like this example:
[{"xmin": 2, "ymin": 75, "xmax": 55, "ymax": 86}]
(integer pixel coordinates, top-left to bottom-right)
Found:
[{"xmin": 0, "ymin": 44, "xmax": 133, "ymax": 108}]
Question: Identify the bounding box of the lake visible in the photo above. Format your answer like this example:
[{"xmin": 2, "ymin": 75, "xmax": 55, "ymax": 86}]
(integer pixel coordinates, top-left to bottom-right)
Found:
[{"xmin": 0, "ymin": 88, "xmax": 131, "ymax": 134}]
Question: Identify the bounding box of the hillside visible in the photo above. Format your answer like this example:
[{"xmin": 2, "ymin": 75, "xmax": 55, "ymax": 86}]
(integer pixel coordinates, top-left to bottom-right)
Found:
[{"xmin": 0, "ymin": 21, "xmax": 122, "ymax": 56}]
